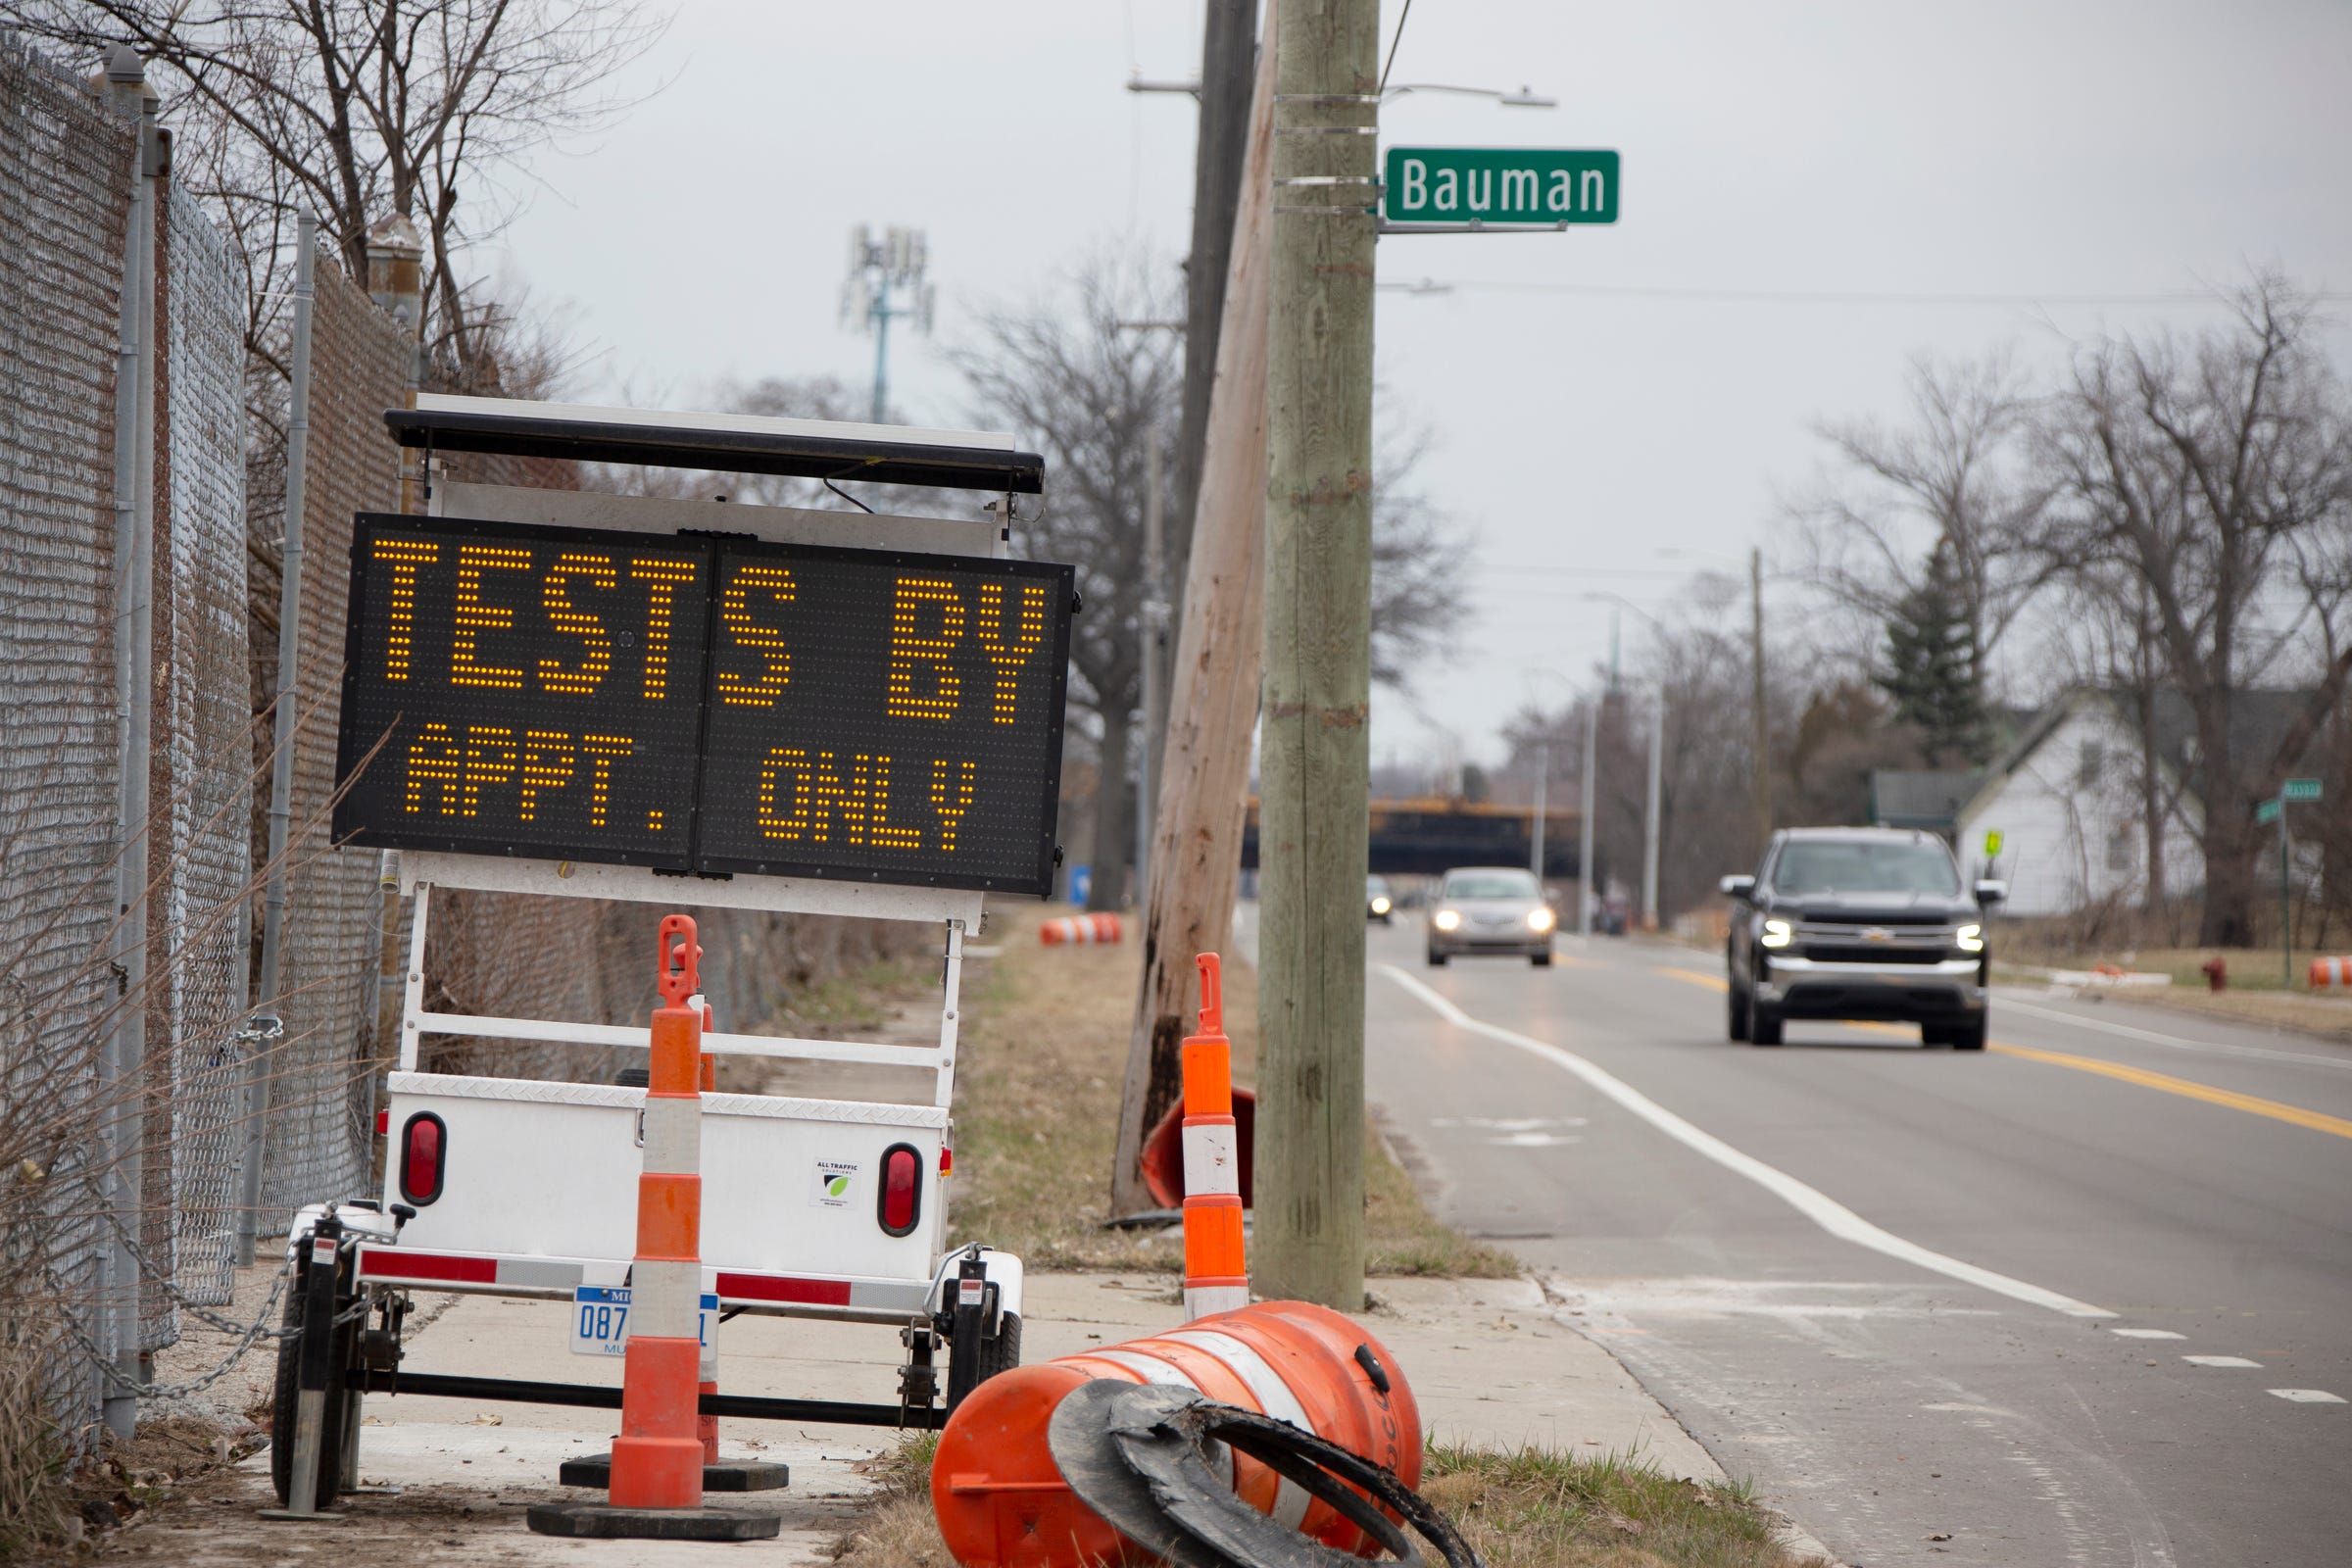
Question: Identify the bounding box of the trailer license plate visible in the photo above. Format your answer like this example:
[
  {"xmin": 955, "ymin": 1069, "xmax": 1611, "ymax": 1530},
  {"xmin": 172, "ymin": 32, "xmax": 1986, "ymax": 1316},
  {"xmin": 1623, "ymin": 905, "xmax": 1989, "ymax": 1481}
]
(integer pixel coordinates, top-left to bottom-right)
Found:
[{"xmin": 569, "ymin": 1287, "xmax": 718, "ymax": 1357}]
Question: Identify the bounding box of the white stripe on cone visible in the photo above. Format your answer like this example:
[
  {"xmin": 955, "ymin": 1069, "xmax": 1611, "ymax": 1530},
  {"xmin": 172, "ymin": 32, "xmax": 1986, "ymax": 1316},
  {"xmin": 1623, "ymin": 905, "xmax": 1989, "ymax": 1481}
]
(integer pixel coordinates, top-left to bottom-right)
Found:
[
  {"xmin": 1181, "ymin": 1122, "xmax": 1239, "ymax": 1197},
  {"xmin": 640, "ymin": 1098, "xmax": 701, "ymax": 1175},
  {"xmin": 1183, "ymin": 1284, "xmax": 1250, "ymax": 1318},
  {"xmin": 1161, "ymin": 1329, "xmax": 1314, "ymax": 1529},
  {"xmin": 631, "ymin": 1259, "xmax": 701, "ymax": 1339}
]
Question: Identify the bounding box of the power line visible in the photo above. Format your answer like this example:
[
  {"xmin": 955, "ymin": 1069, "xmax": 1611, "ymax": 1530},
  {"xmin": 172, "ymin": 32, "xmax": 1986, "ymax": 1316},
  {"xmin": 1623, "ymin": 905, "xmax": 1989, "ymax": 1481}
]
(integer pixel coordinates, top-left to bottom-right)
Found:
[
  {"xmin": 1382, "ymin": 279, "xmax": 2352, "ymax": 308},
  {"xmin": 1377, "ymin": 0, "xmax": 1414, "ymax": 94}
]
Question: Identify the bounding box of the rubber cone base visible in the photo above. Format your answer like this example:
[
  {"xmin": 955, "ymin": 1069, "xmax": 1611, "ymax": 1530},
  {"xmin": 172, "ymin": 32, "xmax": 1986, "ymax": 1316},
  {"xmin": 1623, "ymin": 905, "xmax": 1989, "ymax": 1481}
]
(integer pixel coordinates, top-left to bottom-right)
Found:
[
  {"xmin": 524, "ymin": 1501, "xmax": 779, "ymax": 1541},
  {"xmin": 560, "ymin": 1452, "xmax": 790, "ymax": 1492}
]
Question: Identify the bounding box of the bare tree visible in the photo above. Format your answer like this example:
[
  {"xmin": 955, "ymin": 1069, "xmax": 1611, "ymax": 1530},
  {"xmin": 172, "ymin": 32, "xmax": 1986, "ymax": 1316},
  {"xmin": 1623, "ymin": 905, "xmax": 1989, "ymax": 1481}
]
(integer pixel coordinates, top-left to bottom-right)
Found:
[
  {"xmin": 3, "ymin": 0, "xmax": 668, "ymax": 385},
  {"xmin": 956, "ymin": 251, "xmax": 1469, "ymax": 908},
  {"xmin": 954, "ymin": 255, "xmax": 1180, "ymax": 911},
  {"xmin": 2036, "ymin": 276, "xmax": 2352, "ymax": 945},
  {"xmin": 1367, "ymin": 409, "xmax": 1467, "ymax": 687},
  {"xmin": 1794, "ymin": 351, "xmax": 2058, "ymax": 755},
  {"xmin": 2048, "ymin": 567, "xmax": 2193, "ymax": 916}
]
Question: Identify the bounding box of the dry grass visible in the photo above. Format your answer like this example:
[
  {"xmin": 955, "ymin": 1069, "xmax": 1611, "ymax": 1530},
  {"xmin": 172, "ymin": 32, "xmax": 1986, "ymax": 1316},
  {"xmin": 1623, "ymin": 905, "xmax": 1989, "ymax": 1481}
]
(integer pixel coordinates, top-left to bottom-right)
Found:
[
  {"xmin": 1423, "ymin": 1442, "xmax": 1825, "ymax": 1568},
  {"xmin": 0, "ymin": 1335, "xmax": 69, "ymax": 1557},
  {"xmin": 830, "ymin": 1433, "xmax": 1822, "ymax": 1568},
  {"xmin": 948, "ymin": 903, "xmax": 1518, "ymax": 1279},
  {"xmin": 830, "ymin": 1433, "xmax": 951, "ymax": 1568}
]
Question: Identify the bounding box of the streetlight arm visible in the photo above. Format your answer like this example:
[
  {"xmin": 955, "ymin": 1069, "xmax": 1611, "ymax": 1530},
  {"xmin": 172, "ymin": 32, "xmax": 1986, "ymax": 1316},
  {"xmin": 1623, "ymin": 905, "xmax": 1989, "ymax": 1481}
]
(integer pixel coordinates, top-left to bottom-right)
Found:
[{"xmin": 1381, "ymin": 81, "xmax": 1557, "ymax": 106}]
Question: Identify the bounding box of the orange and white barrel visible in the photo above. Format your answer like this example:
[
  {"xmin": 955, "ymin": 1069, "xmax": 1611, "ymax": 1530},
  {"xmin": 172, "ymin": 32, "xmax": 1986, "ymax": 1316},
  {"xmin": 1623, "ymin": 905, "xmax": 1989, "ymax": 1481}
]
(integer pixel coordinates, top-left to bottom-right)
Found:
[
  {"xmin": 1040, "ymin": 913, "xmax": 1122, "ymax": 946},
  {"xmin": 1180, "ymin": 954, "xmax": 1248, "ymax": 1320},
  {"xmin": 2312, "ymin": 957, "xmax": 2352, "ymax": 990},
  {"xmin": 609, "ymin": 916, "xmax": 708, "ymax": 1510},
  {"xmin": 933, "ymin": 1299, "xmax": 1421, "ymax": 1566}
]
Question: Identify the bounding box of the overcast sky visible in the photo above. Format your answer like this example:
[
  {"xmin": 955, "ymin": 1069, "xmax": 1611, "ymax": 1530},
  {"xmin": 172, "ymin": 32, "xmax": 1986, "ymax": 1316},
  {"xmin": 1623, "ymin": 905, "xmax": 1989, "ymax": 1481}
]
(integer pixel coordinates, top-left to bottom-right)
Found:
[{"xmin": 498, "ymin": 0, "xmax": 2352, "ymax": 773}]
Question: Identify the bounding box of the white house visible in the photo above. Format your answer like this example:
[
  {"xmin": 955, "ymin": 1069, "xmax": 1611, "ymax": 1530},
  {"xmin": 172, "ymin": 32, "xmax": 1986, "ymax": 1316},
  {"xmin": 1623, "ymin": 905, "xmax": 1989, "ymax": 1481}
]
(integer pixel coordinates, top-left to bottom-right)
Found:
[{"xmin": 1955, "ymin": 690, "xmax": 2205, "ymax": 917}]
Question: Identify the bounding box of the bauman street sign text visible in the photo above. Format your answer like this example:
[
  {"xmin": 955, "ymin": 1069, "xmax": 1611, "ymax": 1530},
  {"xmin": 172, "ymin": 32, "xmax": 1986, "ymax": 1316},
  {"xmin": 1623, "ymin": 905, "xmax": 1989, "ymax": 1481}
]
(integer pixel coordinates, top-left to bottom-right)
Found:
[{"xmin": 1384, "ymin": 147, "xmax": 1620, "ymax": 226}]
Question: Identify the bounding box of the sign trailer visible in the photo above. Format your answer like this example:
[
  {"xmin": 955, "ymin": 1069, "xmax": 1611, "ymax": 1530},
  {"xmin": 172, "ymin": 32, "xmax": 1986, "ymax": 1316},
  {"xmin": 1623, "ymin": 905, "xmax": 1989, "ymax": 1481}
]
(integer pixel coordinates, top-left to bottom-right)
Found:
[{"xmin": 269, "ymin": 395, "xmax": 1060, "ymax": 1510}]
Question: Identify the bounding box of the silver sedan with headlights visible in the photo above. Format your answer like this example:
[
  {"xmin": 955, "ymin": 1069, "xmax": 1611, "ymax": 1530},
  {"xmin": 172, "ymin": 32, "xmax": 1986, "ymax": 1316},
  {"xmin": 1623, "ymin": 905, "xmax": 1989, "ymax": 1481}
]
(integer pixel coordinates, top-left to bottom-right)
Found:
[{"xmin": 1425, "ymin": 866, "xmax": 1556, "ymax": 967}]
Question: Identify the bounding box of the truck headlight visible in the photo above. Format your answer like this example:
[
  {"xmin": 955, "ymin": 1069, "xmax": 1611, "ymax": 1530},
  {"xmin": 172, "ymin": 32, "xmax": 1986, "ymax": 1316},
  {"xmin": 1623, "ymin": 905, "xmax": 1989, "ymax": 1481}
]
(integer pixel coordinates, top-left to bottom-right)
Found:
[
  {"xmin": 1370, "ymin": 896, "xmax": 1392, "ymax": 914},
  {"xmin": 1760, "ymin": 918, "xmax": 1793, "ymax": 950},
  {"xmin": 1956, "ymin": 923, "xmax": 1984, "ymax": 954},
  {"xmin": 1527, "ymin": 907, "xmax": 1555, "ymax": 932},
  {"xmin": 1433, "ymin": 908, "xmax": 1461, "ymax": 932}
]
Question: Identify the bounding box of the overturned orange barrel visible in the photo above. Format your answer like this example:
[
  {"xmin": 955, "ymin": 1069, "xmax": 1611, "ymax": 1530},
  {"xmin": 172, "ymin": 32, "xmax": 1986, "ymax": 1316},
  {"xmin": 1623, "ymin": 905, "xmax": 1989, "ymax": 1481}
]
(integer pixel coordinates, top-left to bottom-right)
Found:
[
  {"xmin": 931, "ymin": 1300, "xmax": 1421, "ymax": 1566},
  {"xmin": 1040, "ymin": 913, "xmax": 1122, "ymax": 946},
  {"xmin": 2312, "ymin": 957, "xmax": 2352, "ymax": 990}
]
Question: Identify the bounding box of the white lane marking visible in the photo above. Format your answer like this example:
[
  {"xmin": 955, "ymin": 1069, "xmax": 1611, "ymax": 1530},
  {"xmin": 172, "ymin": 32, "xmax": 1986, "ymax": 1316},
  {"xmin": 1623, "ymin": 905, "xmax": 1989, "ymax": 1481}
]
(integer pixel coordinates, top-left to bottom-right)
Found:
[
  {"xmin": 2268, "ymin": 1389, "xmax": 2346, "ymax": 1403},
  {"xmin": 2181, "ymin": 1355, "xmax": 2264, "ymax": 1368},
  {"xmin": 1485, "ymin": 1131, "xmax": 1581, "ymax": 1147},
  {"xmin": 1560, "ymin": 1277, "xmax": 1999, "ymax": 1320},
  {"xmin": 1997, "ymin": 996, "xmax": 2352, "ymax": 1073},
  {"xmin": 2109, "ymin": 1328, "xmax": 2188, "ymax": 1340},
  {"xmin": 1430, "ymin": 1115, "xmax": 1589, "ymax": 1131},
  {"xmin": 1382, "ymin": 964, "xmax": 2117, "ymax": 1319}
]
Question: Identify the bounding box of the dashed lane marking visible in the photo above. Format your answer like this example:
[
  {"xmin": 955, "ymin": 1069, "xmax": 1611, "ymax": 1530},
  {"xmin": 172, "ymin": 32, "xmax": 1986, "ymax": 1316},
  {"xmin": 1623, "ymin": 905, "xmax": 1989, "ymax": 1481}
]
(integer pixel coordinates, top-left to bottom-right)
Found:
[
  {"xmin": 1647, "ymin": 966, "xmax": 2352, "ymax": 1143},
  {"xmin": 1381, "ymin": 963, "xmax": 2117, "ymax": 1319},
  {"xmin": 2109, "ymin": 1328, "xmax": 2187, "ymax": 1340},
  {"xmin": 2181, "ymin": 1355, "xmax": 2264, "ymax": 1368},
  {"xmin": 2268, "ymin": 1389, "xmax": 2346, "ymax": 1403}
]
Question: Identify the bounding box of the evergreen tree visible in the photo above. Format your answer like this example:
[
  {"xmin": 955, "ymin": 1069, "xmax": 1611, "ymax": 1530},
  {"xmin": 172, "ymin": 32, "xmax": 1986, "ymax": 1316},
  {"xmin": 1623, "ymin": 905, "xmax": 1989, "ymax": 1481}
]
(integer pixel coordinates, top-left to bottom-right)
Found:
[{"xmin": 1876, "ymin": 538, "xmax": 1989, "ymax": 762}]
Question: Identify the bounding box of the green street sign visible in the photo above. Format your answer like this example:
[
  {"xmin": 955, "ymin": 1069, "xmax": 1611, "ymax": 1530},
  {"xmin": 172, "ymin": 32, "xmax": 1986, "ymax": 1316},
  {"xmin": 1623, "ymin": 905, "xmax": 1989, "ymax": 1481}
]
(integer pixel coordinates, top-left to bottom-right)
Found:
[
  {"xmin": 2256, "ymin": 799, "xmax": 2281, "ymax": 825},
  {"xmin": 1384, "ymin": 147, "xmax": 1620, "ymax": 226},
  {"xmin": 2283, "ymin": 778, "xmax": 2323, "ymax": 803}
]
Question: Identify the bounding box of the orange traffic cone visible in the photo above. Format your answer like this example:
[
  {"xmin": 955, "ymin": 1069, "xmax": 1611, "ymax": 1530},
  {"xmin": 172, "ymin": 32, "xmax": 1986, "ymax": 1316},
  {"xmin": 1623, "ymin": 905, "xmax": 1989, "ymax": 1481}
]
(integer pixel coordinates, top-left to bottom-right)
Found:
[{"xmin": 527, "ymin": 919, "xmax": 777, "ymax": 1543}]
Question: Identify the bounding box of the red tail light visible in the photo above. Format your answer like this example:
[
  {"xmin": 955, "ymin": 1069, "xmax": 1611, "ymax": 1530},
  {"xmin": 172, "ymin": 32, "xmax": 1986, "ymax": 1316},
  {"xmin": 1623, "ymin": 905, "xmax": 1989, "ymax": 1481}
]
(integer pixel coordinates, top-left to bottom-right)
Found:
[
  {"xmin": 375, "ymin": 1110, "xmax": 389, "ymax": 1136},
  {"xmin": 399, "ymin": 1112, "xmax": 447, "ymax": 1205},
  {"xmin": 877, "ymin": 1143, "xmax": 922, "ymax": 1237}
]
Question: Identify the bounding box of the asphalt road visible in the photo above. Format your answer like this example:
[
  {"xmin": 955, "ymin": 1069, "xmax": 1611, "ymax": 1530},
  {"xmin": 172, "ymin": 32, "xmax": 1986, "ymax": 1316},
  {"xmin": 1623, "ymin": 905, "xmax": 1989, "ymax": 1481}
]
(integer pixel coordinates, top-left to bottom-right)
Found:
[{"xmin": 1359, "ymin": 915, "xmax": 2352, "ymax": 1568}]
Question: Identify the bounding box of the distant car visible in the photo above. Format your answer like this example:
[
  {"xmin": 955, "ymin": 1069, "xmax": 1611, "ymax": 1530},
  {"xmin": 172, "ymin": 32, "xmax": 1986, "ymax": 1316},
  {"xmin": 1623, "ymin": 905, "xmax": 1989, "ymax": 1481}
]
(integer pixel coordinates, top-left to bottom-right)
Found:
[
  {"xmin": 1427, "ymin": 866, "xmax": 1555, "ymax": 967},
  {"xmin": 1367, "ymin": 875, "xmax": 1396, "ymax": 924},
  {"xmin": 1721, "ymin": 827, "xmax": 2005, "ymax": 1050}
]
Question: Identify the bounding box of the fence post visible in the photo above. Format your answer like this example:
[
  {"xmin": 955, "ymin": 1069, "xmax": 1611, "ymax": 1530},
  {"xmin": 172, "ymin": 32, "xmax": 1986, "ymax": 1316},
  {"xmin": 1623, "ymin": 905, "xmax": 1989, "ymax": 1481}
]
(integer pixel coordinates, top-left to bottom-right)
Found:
[{"xmin": 97, "ymin": 42, "xmax": 158, "ymax": 1441}]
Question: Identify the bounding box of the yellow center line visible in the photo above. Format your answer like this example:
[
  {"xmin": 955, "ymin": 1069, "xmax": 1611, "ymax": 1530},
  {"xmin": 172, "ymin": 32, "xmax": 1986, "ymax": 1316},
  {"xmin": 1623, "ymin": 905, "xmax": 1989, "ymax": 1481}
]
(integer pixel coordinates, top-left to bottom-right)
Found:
[
  {"xmin": 1986, "ymin": 1041, "xmax": 2352, "ymax": 1142},
  {"xmin": 1648, "ymin": 963, "xmax": 2352, "ymax": 1142}
]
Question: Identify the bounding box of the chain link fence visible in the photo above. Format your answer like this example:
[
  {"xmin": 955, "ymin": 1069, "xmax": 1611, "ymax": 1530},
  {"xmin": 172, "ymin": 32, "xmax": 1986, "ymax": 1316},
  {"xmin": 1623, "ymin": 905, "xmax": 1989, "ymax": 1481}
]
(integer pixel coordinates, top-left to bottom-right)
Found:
[
  {"xmin": 2, "ymin": 34, "xmax": 943, "ymax": 1496},
  {"xmin": 254, "ymin": 255, "xmax": 410, "ymax": 1227},
  {"xmin": 0, "ymin": 28, "xmax": 138, "ymax": 1469},
  {"xmin": 152, "ymin": 181, "xmax": 258, "ymax": 1320}
]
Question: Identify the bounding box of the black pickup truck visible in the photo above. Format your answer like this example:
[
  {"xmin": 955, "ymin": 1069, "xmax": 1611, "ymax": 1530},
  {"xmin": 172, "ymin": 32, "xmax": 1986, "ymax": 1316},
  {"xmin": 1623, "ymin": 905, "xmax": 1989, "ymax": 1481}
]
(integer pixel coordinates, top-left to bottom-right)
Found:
[{"xmin": 1721, "ymin": 827, "xmax": 2006, "ymax": 1050}]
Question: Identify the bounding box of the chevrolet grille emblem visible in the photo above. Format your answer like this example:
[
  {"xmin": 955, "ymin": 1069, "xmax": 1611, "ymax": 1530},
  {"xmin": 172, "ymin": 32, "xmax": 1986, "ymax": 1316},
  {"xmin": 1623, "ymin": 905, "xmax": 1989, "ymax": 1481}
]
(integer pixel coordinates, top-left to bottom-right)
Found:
[{"xmin": 1861, "ymin": 927, "xmax": 1894, "ymax": 942}]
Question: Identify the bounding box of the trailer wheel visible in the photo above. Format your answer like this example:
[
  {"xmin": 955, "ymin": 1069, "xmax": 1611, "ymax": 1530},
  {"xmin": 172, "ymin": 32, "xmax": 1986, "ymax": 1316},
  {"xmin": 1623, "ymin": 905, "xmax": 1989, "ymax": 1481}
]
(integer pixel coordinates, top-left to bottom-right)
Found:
[
  {"xmin": 270, "ymin": 1262, "xmax": 354, "ymax": 1507},
  {"xmin": 955, "ymin": 1310, "xmax": 1022, "ymax": 1395}
]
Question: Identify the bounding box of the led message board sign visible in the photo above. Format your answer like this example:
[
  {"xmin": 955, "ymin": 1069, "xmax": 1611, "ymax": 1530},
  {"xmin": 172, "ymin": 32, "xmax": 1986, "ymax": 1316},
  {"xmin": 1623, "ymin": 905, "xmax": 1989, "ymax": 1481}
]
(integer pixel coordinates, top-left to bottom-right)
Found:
[{"xmin": 332, "ymin": 514, "xmax": 1074, "ymax": 895}]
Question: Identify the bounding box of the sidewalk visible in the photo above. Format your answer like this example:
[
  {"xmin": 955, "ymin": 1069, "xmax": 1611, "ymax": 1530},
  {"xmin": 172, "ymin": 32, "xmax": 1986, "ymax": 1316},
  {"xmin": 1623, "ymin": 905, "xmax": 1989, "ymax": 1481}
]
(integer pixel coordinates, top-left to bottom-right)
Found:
[{"xmin": 130, "ymin": 1265, "xmax": 1753, "ymax": 1564}]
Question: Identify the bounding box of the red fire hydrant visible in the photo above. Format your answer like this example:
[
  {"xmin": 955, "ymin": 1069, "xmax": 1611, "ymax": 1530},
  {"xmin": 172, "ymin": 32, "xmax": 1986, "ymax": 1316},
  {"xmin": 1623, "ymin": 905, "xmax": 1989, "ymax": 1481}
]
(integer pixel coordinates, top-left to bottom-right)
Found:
[{"xmin": 2201, "ymin": 956, "xmax": 2227, "ymax": 993}]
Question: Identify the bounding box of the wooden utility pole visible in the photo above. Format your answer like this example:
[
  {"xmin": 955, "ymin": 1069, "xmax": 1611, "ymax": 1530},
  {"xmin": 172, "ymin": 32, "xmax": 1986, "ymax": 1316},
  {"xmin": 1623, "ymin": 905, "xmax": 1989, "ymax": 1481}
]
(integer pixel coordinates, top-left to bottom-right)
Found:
[
  {"xmin": 1751, "ymin": 546, "xmax": 1771, "ymax": 851},
  {"xmin": 1255, "ymin": 0, "xmax": 1376, "ymax": 1309},
  {"xmin": 1110, "ymin": 3, "xmax": 1279, "ymax": 1218},
  {"xmin": 1167, "ymin": 0, "xmax": 1261, "ymax": 636}
]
